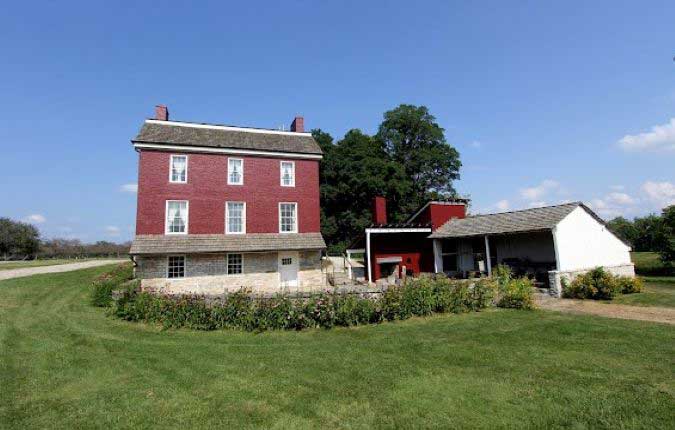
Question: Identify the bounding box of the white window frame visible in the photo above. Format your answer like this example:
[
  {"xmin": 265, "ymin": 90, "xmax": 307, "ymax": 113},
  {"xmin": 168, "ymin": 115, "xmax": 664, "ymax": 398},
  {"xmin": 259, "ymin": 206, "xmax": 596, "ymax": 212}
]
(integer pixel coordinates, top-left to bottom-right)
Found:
[
  {"xmin": 280, "ymin": 161, "xmax": 295, "ymax": 187},
  {"xmin": 169, "ymin": 154, "xmax": 188, "ymax": 183},
  {"xmin": 279, "ymin": 202, "xmax": 298, "ymax": 234},
  {"xmin": 226, "ymin": 253, "xmax": 244, "ymax": 275},
  {"xmin": 165, "ymin": 200, "xmax": 189, "ymax": 235},
  {"xmin": 166, "ymin": 255, "xmax": 186, "ymax": 278},
  {"xmin": 227, "ymin": 158, "xmax": 244, "ymax": 185},
  {"xmin": 225, "ymin": 201, "xmax": 246, "ymax": 234}
]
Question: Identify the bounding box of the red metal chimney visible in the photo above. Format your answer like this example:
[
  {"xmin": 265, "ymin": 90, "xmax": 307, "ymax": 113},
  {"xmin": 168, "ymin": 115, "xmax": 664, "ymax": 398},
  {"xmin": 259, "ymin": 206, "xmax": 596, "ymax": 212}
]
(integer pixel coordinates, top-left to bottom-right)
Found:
[
  {"xmin": 372, "ymin": 196, "xmax": 387, "ymax": 225},
  {"xmin": 290, "ymin": 116, "xmax": 304, "ymax": 133},
  {"xmin": 155, "ymin": 105, "xmax": 169, "ymax": 121}
]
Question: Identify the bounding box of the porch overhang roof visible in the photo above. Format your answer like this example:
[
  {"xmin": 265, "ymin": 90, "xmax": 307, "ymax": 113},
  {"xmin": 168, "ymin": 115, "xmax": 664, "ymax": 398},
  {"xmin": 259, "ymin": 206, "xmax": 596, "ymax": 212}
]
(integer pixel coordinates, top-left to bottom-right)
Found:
[
  {"xmin": 428, "ymin": 202, "xmax": 580, "ymax": 239},
  {"xmin": 130, "ymin": 233, "xmax": 326, "ymax": 255}
]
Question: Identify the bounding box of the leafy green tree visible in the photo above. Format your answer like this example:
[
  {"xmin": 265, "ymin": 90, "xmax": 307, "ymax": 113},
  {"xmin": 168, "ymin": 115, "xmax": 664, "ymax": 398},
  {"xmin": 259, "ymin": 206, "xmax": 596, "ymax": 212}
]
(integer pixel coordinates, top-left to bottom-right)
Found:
[
  {"xmin": 632, "ymin": 214, "xmax": 664, "ymax": 252},
  {"xmin": 0, "ymin": 218, "xmax": 40, "ymax": 259},
  {"xmin": 607, "ymin": 216, "xmax": 638, "ymax": 245},
  {"xmin": 318, "ymin": 129, "xmax": 411, "ymax": 253},
  {"xmin": 655, "ymin": 205, "xmax": 674, "ymax": 263},
  {"xmin": 377, "ymin": 104, "xmax": 461, "ymax": 214},
  {"xmin": 314, "ymin": 105, "xmax": 462, "ymax": 253}
]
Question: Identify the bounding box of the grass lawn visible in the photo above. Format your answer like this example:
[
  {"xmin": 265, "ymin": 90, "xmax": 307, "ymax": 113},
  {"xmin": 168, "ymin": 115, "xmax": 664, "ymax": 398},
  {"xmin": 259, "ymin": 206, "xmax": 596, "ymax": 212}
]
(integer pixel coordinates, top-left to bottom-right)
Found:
[
  {"xmin": 0, "ymin": 258, "xmax": 96, "ymax": 271},
  {"xmin": 612, "ymin": 277, "xmax": 675, "ymax": 308},
  {"xmin": 1, "ymin": 266, "xmax": 674, "ymax": 429},
  {"xmin": 631, "ymin": 252, "xmax": 673, "ymax": 276}
]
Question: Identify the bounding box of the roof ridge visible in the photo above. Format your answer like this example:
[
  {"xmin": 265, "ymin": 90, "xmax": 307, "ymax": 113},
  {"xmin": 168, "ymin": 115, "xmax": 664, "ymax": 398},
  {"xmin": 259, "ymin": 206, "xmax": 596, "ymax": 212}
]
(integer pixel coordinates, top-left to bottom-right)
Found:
[
  {"xmin": 145, "ymin": 119, "xmax": 314, "ymax": 136},
  {"xmin": 465, "ymin": 201, "xmax": 581, "ymax": 219}
]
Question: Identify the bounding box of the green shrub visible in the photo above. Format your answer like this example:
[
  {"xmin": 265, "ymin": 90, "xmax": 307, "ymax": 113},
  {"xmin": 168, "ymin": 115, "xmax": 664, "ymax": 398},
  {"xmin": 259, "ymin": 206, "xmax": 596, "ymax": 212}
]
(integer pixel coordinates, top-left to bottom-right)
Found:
[
  {"xmin": 615, "ymin": 276, "xmax": 644, "ymax": 294},
  {"xmin": 563, "ymin": 267, "xmax": 620, "ymax": 300},
  {"xmin": 108, "ymin": 271, "xmax": 534, "ymax": 331},
  {"xmin": 90, "ymin": 263, "xmax": 133, "ymax": 307},
  {"xmin": 493, "ymin": 265, "xmax": 535, "ymax": 310}
]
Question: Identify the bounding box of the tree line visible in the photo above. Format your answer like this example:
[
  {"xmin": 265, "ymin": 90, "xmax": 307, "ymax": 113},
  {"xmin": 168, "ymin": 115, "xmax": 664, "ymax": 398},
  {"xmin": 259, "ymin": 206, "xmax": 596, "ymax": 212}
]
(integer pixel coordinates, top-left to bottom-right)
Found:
[
  {"xmin": 607, "ymin": 205, "xmax": 674, "ymax": 263},
  {"xmin": 313, "ymin": 104, "xmax": 462, "ymax": 253},
  {"xmin": 1, "ymin": 217, "xmax": 130, "ymax": 260}
]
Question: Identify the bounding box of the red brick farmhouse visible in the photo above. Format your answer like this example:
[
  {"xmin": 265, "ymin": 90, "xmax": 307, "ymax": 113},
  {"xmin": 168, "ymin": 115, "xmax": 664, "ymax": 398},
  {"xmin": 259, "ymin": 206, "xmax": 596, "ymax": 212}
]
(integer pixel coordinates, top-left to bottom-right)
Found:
[{"xmin": 129, "ymin": 106, "xmax": 326, "ymax": 294}]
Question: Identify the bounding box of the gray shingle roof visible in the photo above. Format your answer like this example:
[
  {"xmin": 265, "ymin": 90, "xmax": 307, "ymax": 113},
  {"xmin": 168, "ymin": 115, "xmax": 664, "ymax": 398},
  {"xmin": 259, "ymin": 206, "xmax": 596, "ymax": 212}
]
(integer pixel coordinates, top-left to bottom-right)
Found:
[
  {"xmin": 429, "ymin": 202, "xmax": 582, "ymax": 238},
  {"xmin": 132, "ymin": 121, "xmax": 322, "ymax": 155},
  {"xmin": 130, "ymin": 233, "xmax": 326, "ymax": 255}
]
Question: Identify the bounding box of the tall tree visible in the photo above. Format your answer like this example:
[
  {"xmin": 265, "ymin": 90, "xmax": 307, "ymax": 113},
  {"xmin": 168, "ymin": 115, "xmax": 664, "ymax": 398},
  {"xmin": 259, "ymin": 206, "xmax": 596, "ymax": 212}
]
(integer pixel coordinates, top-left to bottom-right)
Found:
[
  {"xmin": 377, "ymin": 104, "xmax": 461, "ymax": 214},
  {"xmin": 318, "ymin": 129, "xmax": 410, "ymax": 252},
  {"xmin": 607, "ymin": 216, "xmax": 638, "ymax": 245},
  {"xmin": 655, "ymin": 205, "xmax": 674, "ymax": 263},
  {"xmin": 0, "ymin": 218, "xmax": 40, "ymax": 259}
]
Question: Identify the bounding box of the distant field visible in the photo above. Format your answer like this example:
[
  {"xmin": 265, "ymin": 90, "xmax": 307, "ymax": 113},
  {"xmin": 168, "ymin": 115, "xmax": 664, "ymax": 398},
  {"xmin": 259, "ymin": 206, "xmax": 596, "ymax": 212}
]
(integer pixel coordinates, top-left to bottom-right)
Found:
[
  {"xmin": 0, "ymin": 259, "xmax": 95, "ymax": 271},
  {"xmin": 631, "ymin": 252, "xmax": 673, "ymax": 276},
  {"xmin": 613, "ymin": 277, "xmax": 675, "ymax": 308}
]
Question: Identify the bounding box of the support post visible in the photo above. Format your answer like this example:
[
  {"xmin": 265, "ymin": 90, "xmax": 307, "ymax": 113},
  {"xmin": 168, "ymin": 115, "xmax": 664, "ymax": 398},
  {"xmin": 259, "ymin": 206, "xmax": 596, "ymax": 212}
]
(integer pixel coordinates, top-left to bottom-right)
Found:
[
  {"xmin": 346, "ymin": 250, "xmax": 353, "ymax": 279},
  {"xmin": 484, "ymin": 235, "xmax": 492, "ymax": 277},
  {"xmin": 433, "ymin": 239, "xmax": 443, "ymax": 273},
  {"xmin": 366, "ymin": 231, "xmax": 372, "ymax": 284}
]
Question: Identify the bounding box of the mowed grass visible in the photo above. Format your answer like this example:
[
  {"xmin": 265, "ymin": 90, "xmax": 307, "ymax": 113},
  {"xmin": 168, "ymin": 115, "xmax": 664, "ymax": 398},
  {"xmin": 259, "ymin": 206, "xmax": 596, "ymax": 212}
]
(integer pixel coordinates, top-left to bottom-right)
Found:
[
  {"xmin": 631, "ymin": 252, "xmax": 673, "ymax": 276},
  {"xmin": 1, "ymin": 267, "xmax": 674, "ymax": 429},
  {"xmin": 613, "ymin": 277, "xmax": 675, "ymax": 308},
  {"xmin": 0, "ymin": 258, "xmax": 95, "ymax": 271}
]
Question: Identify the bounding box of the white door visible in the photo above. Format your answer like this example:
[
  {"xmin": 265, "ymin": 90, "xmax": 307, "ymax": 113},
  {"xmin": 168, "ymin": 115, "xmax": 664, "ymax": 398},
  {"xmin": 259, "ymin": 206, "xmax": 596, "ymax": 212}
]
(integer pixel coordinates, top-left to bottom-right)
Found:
[{"xmin": 278, "ymin": 252, "xmax": 299, "ymax": 288}]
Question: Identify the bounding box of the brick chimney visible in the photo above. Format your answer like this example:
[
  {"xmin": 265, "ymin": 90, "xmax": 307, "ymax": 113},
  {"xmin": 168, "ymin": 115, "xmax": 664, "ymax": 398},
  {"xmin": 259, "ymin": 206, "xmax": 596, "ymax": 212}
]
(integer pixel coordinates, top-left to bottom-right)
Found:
[
  {"xmin": 372, "ymin": 196, "xmax": 387, "ymax": 225},
  {"xmin": 290, "ymin": 116, "xmax": 304, "ymax": 133},
  {"xmin": 155, "ymin": 105, "xmax": 169, "ymax": 121}
]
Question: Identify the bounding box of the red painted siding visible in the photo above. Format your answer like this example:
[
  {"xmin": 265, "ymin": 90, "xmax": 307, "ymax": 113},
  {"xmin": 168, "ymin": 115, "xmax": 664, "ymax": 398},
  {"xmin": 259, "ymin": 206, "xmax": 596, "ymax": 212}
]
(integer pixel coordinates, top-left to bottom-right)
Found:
[
  {"xmin": 415, "ymin": 203, "xmax": 466, "ymax": 231},
  {"xmin": 367, "ymin": 232, "xmax": 434, "ymax": 281},
  {"xmin": 135, "ymin": 150, "xmax": 320, "ymax": 235}
]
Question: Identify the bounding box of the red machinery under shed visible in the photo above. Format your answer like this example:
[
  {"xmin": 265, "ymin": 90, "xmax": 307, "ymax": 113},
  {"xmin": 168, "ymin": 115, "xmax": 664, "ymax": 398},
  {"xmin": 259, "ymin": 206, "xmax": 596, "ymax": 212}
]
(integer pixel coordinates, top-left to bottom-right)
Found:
[{"xmin": 349, "ymin": 197, "xmax": 468, "ymax": 283}]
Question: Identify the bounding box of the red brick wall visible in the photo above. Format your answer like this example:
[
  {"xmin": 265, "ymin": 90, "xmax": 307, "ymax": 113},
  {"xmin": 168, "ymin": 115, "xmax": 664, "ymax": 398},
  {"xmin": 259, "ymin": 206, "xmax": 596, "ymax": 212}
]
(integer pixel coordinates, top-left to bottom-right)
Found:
[
  {"xmin": 135, "ymin": 150, "xmax": 320, "ymax": 235},
  {"xmin": 372, "ymin": 196, "xmax": 387, "ymax": 224}
]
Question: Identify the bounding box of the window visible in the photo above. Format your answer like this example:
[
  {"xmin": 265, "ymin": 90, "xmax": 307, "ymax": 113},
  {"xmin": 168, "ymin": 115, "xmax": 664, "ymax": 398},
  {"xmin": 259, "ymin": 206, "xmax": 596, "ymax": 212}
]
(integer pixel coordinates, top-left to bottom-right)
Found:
[
  {"xmin": 441, "ymin": 240, "xmax": 458, "ymax": 272},
  {"xmin": 167, "ymin": 256, "xmax": 185, "ymax": 278},
  {"xmin": 226, "ymin": 202, "xmax": 246, "ymax": 234},
  {"xmin": 166, "ymin": 200, "xmax": 188, "ymax": 234},
  {"xmin": 228, "ymin": 158, "xmax": 243, "ymax": 185},
  {"xmin": 280, "ymin": 161, "xmax": 295, "ymax": 187},
  {"xmin": 279, "ymin": 202, "xmax": 297, "ymax": 233},
  {"xmin": 281, "ymin": 257, "xmax": 292, "ymax": 265},
  {"xmin": 169, "ymin": 155, "xmax": 187, "ymax": 183},
  {"xmin": 227, "ymin": 253, "xmax": 243, "ymax": 274}
]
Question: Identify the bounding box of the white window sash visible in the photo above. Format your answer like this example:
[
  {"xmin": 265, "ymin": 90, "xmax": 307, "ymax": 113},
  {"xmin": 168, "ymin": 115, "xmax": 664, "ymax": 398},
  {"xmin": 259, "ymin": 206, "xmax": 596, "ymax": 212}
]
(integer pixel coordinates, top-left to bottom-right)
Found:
[
  {"xmin": 279, "ymin": 202, "xmax": 298, "ymax": 233},
  {"xmin": 165, "ymin": 200, "xmax": 189, "ymax": 235},
  {"xmin": 225, "ymin": 201, "xmax": 246, "ymax": 234},
  {"xmin": 169, "ymin": 155, "xmax": 188, "ymax": 183},
  {"xmin": 228, "ymin": 158, "xmax": 244, "ymax": 185},
  {"xmin": 280, "ymin": 161, "xmax": 295, "ymax": 187}
]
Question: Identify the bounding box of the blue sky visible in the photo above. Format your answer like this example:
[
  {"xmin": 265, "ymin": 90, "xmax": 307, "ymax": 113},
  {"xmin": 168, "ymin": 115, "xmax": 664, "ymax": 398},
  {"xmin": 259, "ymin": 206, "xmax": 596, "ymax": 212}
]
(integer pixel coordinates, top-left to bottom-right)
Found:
[{"xmin": 1, "ymin": 1, "xmax": 674, "ymax": 243}]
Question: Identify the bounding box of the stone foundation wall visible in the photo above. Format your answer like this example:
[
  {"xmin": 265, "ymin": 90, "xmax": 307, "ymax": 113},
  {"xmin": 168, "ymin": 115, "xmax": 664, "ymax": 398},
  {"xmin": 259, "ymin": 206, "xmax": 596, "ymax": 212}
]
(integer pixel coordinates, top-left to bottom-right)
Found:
[
  {"xmin": 547, "ymin": 263, "xmax": 635, "ymax": 297},
  {"xmin": 136, "ymin": 250, "xmax": 325, "ymax": 295}
]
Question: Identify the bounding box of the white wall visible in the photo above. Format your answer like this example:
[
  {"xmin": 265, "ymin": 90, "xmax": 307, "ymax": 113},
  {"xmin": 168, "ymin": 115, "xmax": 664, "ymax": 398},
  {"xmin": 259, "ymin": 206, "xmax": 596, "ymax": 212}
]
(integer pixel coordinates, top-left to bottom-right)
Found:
[{"xmin": 554, "ymin": 206, "xmax": 632, "ymax": 271}]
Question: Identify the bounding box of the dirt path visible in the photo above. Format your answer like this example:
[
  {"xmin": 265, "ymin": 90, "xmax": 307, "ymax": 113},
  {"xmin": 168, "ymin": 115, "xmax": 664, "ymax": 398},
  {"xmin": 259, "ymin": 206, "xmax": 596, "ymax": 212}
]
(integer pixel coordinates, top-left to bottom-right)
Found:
[
  {"xmin": 0, "ymin": 259, "xmax": 126, "ymax": 282},
  {"xmin": 537, "ymin": 296, "xmax": 675, "ymax": 325}
]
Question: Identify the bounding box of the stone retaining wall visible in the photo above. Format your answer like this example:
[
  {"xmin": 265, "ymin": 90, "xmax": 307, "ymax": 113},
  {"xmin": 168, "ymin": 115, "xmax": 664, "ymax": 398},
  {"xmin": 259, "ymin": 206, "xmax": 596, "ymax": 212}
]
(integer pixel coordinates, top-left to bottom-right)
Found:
[{"xmin": 547, "ymin": 263, "xmax": 635, "ymax": 297}]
